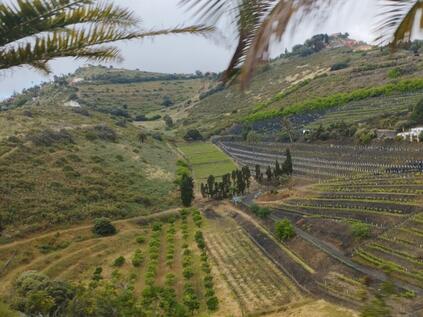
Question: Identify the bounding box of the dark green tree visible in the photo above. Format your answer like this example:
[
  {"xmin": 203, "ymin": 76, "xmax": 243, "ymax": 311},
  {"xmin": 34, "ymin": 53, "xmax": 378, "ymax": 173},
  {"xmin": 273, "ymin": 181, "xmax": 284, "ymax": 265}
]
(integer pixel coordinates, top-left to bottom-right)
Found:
[
  {"xmin": 274, "ymin": 160, "xmax": 282, "ymax": 178},
  {"xmin": 180, "ymin": 175, "xmax": 194, "ymax": 207},
  {"xmin": 255, "ymin": 164, "xmax": 261, "ymax": 180},
  {"xmin": 266, "ymin": 166, "xmax": 273, "ymax": 182},
  {"xmin": 92, "ymin": 218, "xmax": 116, "ymax": 236},
  {"xmin": 207, "ymin": 175, "xmax": 215, "ymax": 198},
  {"xmin": 282, "ymin": 149, "xmax": 293, "ymax": 175}
]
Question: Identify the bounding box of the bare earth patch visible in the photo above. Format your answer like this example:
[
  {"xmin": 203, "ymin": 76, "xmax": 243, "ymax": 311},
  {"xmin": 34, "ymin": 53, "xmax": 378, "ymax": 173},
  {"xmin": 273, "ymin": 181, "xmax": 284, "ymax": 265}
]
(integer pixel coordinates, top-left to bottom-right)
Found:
[{"xmin": 145, "ymin": 165, "xmax": 174, "ymax": 181}]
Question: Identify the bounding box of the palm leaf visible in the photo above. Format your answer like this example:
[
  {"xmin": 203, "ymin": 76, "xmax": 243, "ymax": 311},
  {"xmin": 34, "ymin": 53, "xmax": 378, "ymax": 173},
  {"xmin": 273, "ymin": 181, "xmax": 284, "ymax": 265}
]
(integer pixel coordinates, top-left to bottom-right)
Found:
[
  {"xmin": 0, "ymin": 0, "xmax": 213, "ymax": 73},
  {"xmin": 376, "ymin": 0, "xmax": 423, "ymax": 47},
  {"xmin": 0, "ymin": 0, "xmax": 138, "ymax": 46},
  {"xmin": 0, "ymin": 25, "xmax": 213, "ymax": 72}
]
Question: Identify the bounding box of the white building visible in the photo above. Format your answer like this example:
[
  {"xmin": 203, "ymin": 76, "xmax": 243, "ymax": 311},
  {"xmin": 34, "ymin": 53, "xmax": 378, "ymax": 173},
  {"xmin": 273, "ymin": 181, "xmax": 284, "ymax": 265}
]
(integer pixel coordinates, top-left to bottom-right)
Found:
[{"xmin": 397, "ymin": 127, "xmax": 423, "ymax": 142}]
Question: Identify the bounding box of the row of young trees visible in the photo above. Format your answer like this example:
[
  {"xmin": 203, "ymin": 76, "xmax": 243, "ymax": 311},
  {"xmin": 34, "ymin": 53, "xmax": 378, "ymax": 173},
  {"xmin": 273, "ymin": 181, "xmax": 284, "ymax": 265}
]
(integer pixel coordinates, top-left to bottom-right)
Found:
[
  {"xmin": 200, "ymin": 166, "xmax": 252, "ymax": 200},
  {"xmin": 255, "ymin": 149, "xmax": 293, "ymax": 184}
]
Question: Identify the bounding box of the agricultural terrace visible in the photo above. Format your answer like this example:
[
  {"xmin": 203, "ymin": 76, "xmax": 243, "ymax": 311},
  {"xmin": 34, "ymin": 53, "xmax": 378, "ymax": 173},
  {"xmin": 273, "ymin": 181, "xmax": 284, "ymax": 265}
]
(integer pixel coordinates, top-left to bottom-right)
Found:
[
  {"xmin": 218, "ymin": 140, "xmax": 423, "ymax": 181},
  {"xmin": 254, "ymin": 173, "xmax": 423, "ymax": 298},
  {"xmin": 203, "ymin": 207, "xmax": 359, "ymax": 316},
  {"xmin": 0, "ymin": 209, "xmax": 220, "ymax": 315},
  {"xmin": 179, "ymin": 142, "xmax": 237, "ymax": 181}
]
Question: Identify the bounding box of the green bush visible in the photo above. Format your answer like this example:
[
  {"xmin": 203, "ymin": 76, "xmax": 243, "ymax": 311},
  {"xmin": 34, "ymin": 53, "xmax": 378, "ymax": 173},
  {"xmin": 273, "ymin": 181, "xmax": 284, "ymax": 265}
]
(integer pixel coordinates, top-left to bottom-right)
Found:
[
  {"xmin": 136, "ymin": 235, "xmax": 145, "ymax": 244},
  {"xmin": 275, "ymin": 219, "xmax": 295, "ymax": 241},
  {"xmin": 330, "ymin": 62, "xmax": 349, "ymax": 71},
  {"xmin": 92, "ymin": 218, "xmax": 116, "ymax": 236},
  {"xmin": 132, "ymin": 250, "xmax": 144, "ymax": 267},
  {"xmin": 351, "ymin": 222, "xmax": 371, "ymax": 239},
  {"xmin": 206, "ymin": 296, "xmax": 219, "ymax": 311},
  {"xmin": 113, "ymin": 256, "xmax": 125, "ymax": 267}
]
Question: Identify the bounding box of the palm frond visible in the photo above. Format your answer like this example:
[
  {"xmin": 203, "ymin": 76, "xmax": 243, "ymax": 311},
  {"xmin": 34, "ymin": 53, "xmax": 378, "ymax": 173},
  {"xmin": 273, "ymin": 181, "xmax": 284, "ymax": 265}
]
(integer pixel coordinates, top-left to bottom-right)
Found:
[
  {"xmin": 0, "ymin": 0, "xmax": 138, "ymax": 46},
  {"xmin": 179, "ymin": 0, "xmax": 239, "ymax": 24},
  {"xmin": 0, "ymin": 24, "xmax": 213, "ymax": 72},
  {"xmin": 0, "ymin": 0, "xmax": 213, "ymax": 73},
  {"xmin": 376, "ymin": 0, "xmax": 423, "ymax": 47}
]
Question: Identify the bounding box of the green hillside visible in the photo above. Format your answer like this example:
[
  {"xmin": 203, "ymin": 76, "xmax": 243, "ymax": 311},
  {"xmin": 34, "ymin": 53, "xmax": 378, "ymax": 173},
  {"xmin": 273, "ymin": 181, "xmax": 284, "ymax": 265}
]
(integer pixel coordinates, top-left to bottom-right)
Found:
[
  {"xmin": 179, "ymin": 39, "xmax": 423, "ymax": 139},
  {"xmin": 0, "ymin": 102, "xmax": 180, "ymax": 240}
]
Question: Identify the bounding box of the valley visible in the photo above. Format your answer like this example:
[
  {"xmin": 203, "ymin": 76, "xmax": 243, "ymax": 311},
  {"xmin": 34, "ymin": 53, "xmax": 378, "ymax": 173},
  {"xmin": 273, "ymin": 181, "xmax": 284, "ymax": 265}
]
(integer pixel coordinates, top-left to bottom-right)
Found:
[{"xmin": 1, "ymin": 34, "xmax": 423, "ymax": 317}]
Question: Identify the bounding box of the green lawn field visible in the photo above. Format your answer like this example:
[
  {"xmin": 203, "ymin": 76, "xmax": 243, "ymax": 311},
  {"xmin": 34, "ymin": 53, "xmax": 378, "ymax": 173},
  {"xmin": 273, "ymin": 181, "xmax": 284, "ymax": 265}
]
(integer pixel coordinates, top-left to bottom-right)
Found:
[{"xmin": 178, "ymin": 142, "xmax": 237, "ymax": 181}]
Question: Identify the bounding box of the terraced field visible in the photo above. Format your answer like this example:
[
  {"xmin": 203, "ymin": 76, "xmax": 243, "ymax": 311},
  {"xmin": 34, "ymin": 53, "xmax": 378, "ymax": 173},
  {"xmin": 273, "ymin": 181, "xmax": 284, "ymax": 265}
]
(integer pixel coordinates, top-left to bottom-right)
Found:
[
  {"xmin": 179, "ymin": 142, "xmax": 237, "ymax": 181},
  {"xmin": 306, "ymin": 93, "xmax": 423, "ymax": 129},
  {"xmin": 206, "ymin": 229, "xmax": 302, "ymax": 315},
  {"xmin": 219, "ymin": 140, "xmax": 423, "ymax": 180}
]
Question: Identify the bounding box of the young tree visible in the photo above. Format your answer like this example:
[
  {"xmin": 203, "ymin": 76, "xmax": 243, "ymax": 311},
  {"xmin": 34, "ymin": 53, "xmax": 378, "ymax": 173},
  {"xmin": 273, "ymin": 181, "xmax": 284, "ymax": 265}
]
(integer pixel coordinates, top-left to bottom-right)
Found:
[{"xmin": 180, "ymin": 175, "xmax": 194, "ymax": 207}]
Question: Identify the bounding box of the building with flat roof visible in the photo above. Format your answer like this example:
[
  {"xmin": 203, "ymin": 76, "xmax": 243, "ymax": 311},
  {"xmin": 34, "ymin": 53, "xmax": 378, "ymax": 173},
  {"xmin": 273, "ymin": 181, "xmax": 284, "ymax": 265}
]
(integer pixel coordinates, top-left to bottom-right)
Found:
[{"xmin": 397, "ymin": 127, "xmax": 423, "ymax": 142}]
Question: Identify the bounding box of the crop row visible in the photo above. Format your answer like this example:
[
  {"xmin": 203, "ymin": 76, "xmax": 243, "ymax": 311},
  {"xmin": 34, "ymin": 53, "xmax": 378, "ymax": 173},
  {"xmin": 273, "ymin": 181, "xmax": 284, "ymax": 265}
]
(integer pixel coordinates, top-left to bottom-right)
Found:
[
  {"xmin": 315, "ymin": 192, "xmax": 419, "ymax": 203},
  {"xmin": 206, "ymin": 229, "xmax": 300, "ymax": 315},
  {"xmin": 277, "ymin": 202, "xmax": 403, "ymax": 227},
  {"xmin": 220, "ymin": 141, "xmax": 423, "ymax": 164},
  {"xmin": 288, "ymin": 198, "xmax": 418, "ymax": 214}
]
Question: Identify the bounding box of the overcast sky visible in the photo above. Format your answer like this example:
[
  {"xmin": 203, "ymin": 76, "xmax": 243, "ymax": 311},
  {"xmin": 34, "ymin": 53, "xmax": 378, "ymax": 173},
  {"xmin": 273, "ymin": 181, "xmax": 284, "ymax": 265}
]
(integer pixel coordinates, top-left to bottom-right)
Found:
[{"xmin": 0, "ymin": 0, "xmax": 384, "ymax": 100}]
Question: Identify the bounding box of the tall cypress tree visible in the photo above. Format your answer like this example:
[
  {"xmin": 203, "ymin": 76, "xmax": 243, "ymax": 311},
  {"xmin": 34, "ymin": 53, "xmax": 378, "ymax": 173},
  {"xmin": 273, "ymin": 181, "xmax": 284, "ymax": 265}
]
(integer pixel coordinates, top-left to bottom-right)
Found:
[
  {"xmin": 255, "ymin": 165, "xmax": 261, "ymax": 180},
  {"xmin": 275, "ymin": 160, "xmax": 281, "ymax": 178},
  {"xmin": 284, "ymin": 149, "xmax": 293, "ymax": 175},
  {"xmin": 180, "ymin": 175, "xmax": 194, "ymax": 207},
  {"xmin": 266, "ymin": 166, "xmax": 273, "ymax": 181},
  {"xmin": 207, "ymin": 175, "xmax": 215, "ymax": 198}
]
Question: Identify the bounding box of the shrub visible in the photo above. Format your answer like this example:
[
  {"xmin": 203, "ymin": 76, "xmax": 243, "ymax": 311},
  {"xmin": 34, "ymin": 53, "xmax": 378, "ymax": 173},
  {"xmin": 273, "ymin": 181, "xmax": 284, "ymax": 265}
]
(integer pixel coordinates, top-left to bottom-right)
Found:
[
  {"xmin": 152, "ymin": 222, "xmax": 162, "ymax": 232},
  {"xmin": 388, "ymin": 68, "xmax": 401, "ymax": 79},
  {"xmin": 132, "ymin": 250, "xmax": 144, "ymax": 267},
  {"xmin": 136, "ymin": 236, "xmax": 146, "ymax": 244},
  {"xmin": 113, "ymin": 256, "xmax": 125, "ymax": 267},
  {"xmin": 351, "ymin": 222, "xmax": 371, "ymax": 239},
  {"xmin": 330, "ymin": 62, "xmax": 349, "ymax": 71},
  {"xmin": 206, "ymin": 296, "xmax": 219, "ymax": 311},
  {"xmin": 92, "ymin": 218, "xmax": 116, "ymax": 236},
  {"xmin": 29, "ymin": 129, "xmax": 73, "ymax": 146},
  {"xmin": 275, "ymin": 219, "xmax": 295, "ymax": 241},
  {"xmin": 183, "ymin": 129, "xmax": 203, "ymax": 142},
  {"xmin": 93, "ymin": 125, "xmax": 117, "ymax": 142}
]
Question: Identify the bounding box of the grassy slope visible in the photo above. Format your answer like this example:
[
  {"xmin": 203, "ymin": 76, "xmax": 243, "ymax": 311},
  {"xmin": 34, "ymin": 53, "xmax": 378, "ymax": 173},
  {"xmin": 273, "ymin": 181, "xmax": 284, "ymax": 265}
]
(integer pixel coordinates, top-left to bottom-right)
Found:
[
  {"xmin": 0, "ymin": 102, "xmax": 179, "ymax": 239},
  {"xmin": 182, "ymin": 47, "xmax": 423, "ymax": 135}
]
